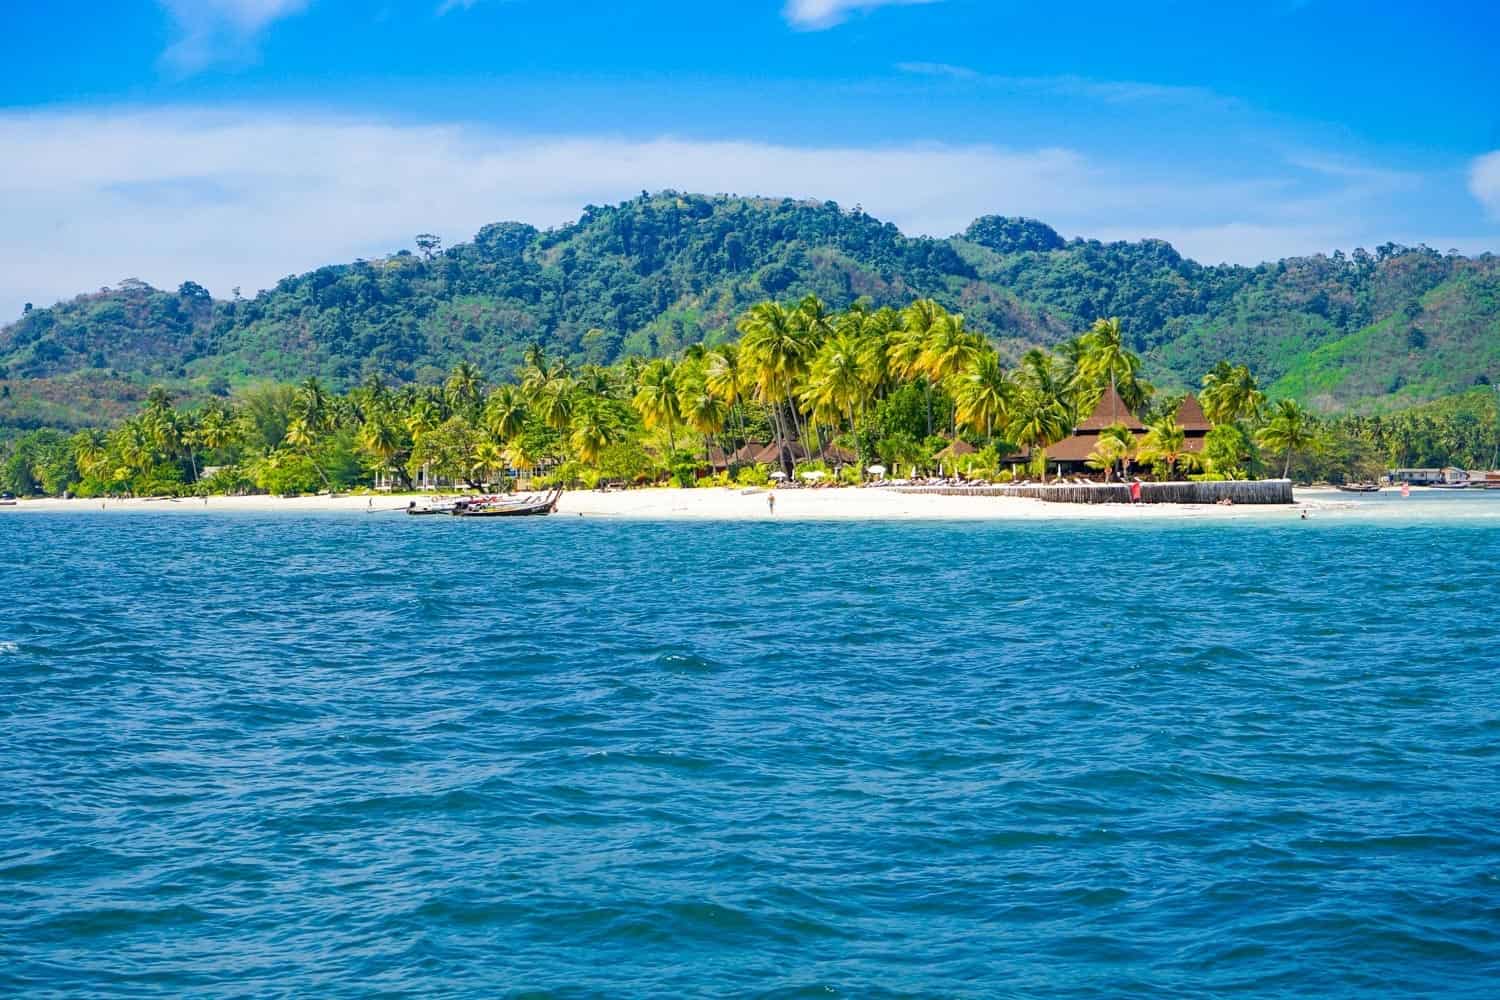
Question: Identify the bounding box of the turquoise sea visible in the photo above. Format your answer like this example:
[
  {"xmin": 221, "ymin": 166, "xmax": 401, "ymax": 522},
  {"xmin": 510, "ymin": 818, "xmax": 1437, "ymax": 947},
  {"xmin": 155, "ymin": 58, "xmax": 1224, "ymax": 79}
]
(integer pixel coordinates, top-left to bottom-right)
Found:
[{"xmin": 4, "ymin": 502, "xmax": 1500, "ymax": 996}]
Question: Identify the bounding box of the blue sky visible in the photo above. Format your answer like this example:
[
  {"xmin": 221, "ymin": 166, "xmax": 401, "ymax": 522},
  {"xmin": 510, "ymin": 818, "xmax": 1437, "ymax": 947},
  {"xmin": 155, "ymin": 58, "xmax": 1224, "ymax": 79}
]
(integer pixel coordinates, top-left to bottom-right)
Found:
[{"xmin": 2, "ymin": 0, "xmax": 1499, "ymax": 320}]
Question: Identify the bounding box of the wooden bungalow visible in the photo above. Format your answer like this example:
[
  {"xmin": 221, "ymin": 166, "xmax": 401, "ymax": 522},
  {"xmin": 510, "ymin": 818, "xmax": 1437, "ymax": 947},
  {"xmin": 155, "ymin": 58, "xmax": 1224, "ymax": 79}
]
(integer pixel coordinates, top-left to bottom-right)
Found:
[
  {"xmin": 935, "ymin": 439, "xmax": 977, "ymax": 461},
  {"xmin": 1033, "ymin": 386, "xmax": 1147, "ymax": 474},
  {"xmin": 823, "ymin": 444, "xmax": 857, "ymax": 467}
]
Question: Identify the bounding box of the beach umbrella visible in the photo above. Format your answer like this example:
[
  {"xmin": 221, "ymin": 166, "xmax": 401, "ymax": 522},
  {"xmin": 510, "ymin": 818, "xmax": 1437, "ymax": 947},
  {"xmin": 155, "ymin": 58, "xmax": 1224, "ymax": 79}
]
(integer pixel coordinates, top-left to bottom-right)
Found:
[
  {"xmin": 769, "ymin": 470, "xmax": 787, "ymax": 480},
  {"xmin": 800, "ymin": 470, "xmax": 826, "ymax": 481},
  {"xmin": 866, "ymin": 464, "xmax": 886, "ymax": 475}
]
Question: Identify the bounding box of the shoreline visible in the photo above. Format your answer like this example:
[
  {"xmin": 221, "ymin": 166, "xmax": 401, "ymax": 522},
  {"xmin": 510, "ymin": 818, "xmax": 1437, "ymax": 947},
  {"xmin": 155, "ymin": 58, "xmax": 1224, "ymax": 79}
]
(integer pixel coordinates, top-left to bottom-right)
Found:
[{"xmin": 0, "ymin": 485, "xmax": 1428, "ymax": 521}]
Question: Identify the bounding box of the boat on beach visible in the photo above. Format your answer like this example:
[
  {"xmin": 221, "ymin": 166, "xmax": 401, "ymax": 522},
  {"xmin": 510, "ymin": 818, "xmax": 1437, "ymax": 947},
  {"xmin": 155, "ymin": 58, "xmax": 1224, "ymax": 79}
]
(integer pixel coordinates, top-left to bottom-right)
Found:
[
  {"xmin": 1336, "ymin": 483, "xmax": 1381, "ymax": 493},
  {"xmin": 452, "ymin": 488, "xmax": 563, "ymax": 517}
]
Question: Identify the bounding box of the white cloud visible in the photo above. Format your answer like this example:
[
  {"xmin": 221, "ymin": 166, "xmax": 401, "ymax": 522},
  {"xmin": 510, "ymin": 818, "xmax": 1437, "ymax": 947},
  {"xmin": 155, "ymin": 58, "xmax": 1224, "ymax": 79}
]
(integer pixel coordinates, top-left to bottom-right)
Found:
[
  {"xmin": 158, "ymin": 0, "xmax": 310, "ymax": 74},
  {"xmin": 0, "ymin": 107, "xmax": 1493, "ymax": 322},
  {"xmin": 1471, "ymin": 151, "xmax": 1500, "ymax": 217},
  {"xmin": 784, "ymin": 0, "xmax": 940, "ymax": 30},
  {"xmin": 894, "ymin": 64, "xmax": 1235, "ymax": 109},
  {"xmin": 895, "ymin": 61, "xmax": 979, "ymax": 80}
]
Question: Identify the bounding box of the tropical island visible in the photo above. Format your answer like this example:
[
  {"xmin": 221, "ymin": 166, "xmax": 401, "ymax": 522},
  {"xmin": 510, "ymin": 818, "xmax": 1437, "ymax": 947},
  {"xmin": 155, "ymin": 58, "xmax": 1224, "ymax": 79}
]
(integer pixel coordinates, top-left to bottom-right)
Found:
[
  {"xmin": 0, "ymin": 293, "xmax": 1464, "ymax": 503},
  {"xmin": 3, "ymin": 194, "xmax": 1499, "ymax": 501}
]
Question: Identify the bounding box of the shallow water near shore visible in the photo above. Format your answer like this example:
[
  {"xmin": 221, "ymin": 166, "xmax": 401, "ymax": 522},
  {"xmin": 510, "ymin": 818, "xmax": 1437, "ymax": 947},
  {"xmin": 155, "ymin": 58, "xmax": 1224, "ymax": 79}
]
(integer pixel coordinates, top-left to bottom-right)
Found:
[{"xmin": 4, "ymin": 512, "xmax": 1500, "ymax": 996}]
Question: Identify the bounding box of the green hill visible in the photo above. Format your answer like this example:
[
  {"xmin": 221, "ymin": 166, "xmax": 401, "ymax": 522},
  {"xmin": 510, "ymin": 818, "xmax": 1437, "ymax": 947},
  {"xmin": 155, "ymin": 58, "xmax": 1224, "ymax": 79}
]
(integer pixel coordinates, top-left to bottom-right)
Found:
[{"xmin": 3, "ymin": 192, "xmax": 1497, "ymax": 432}]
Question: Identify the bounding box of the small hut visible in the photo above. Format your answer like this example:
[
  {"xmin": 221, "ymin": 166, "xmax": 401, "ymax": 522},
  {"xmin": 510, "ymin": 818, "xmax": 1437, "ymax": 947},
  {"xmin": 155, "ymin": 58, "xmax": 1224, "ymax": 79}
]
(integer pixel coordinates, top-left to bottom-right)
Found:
[{"xmin": 934, "ymin": 439, "xmax": 978, "ymax": 475}]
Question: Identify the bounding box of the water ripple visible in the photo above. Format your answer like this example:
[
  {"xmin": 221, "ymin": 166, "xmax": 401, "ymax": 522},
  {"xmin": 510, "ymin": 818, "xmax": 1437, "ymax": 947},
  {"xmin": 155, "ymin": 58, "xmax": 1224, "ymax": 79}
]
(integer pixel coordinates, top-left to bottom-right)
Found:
[{"xmin": 2, "ymin": 513, "xmax": 1499, "ymax": 996}]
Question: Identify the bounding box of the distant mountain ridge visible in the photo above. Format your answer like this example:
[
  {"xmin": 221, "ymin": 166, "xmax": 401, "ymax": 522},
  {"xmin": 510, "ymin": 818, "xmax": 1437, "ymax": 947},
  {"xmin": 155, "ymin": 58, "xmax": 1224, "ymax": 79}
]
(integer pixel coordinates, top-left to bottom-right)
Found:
[{"xmin": 2, "ymin": 191, "xmax": 1497, "ymax": 431}]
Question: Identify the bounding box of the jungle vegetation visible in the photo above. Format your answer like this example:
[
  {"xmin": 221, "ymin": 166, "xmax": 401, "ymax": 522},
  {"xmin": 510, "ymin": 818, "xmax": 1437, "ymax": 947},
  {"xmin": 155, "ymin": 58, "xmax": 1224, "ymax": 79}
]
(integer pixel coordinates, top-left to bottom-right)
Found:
[
  {"xmin": 3, "ymin": 193, "xmax": 1498, "ymax": 440},
  {"xmin": 7, "ymin": 295, "xmax": 1492, "ymax": 498}
]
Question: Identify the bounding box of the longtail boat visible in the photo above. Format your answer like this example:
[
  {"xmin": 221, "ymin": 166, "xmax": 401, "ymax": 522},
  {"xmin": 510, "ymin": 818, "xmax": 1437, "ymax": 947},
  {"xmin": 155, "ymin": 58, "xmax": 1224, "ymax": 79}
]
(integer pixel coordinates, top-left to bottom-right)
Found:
[
  {"xmin": 452, "ymin": 488, "xmax": 563, "ymax": 517},
  {"xmin": 405, "ymin": 498, "xmax": 463, "ymax": 515}
]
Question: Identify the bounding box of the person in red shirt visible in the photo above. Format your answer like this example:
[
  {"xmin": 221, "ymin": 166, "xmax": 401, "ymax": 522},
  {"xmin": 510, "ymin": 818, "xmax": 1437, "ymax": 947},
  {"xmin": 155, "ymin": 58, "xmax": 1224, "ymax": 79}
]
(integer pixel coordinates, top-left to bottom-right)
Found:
[{"xmin": 1129, "ymin": 479, "xmax": 1142, "ymax": 503}]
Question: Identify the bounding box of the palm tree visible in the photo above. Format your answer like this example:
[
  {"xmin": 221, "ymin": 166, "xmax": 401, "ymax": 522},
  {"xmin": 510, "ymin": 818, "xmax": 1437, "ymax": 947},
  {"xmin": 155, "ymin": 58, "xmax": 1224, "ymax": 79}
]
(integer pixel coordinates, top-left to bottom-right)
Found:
[
  {"xmin": 471, "ymin": 440, "xmax": 506, "ymax": 487},
  {"xmin": 357, "ymin": 413, "xmax": 405, "ymax": 486},
  {"xmin": 891, "ymin": 299, "xmax": 947, "ymax": 435},
  {"xmin": 1086, "ymin": 436, "xmax": 1130, "ymax": 482},
  {"xmin": 445, "ymin": 361, "xmax": 485, "ymax": 419},
  {"xmin": 1257, "ymin": 399, "xmax": 1317, "ymax": 478},
  {"xmin": 705, "ymin": 343, "xmax": 752, "ymax": 446},
  {"xmin": 1077, "ymin": 317, "xmax": 1145, "ymax": 416},
  {"xmin": 1201, "ymin": 362, "xmax": 1266, "ymax": 424},
  {"xmin": 679, "ymin": 381, "xmax": 729, "ymax": 467},
  {"xmin": 534, "ymin": 379, "xmax": 575, "ymax": 432},
  {"xmin": 802, "ymin": 331, "xmax": 874, "ymax": 476},
  {"xmin": 484, "ymin": 385, "xmax": 529, "ymax": 443},
  {"xmin": 1138, "ymin": 416, "xmax": 1198, "ymax": 480},
  {"xmin": 196, "ymin": 404, "xmax": 237, "ymax": 454},
  {"xmin": 284, "ymin": 417, "xmax": 332, "ymax": 489},
  {"xmin": 1007, "ymin": 388, "xmax": 1072, "ymax": 475},
  {"xmin": 405, "ymin": 397, "xmax": 442, "ymax": 441},
  {"xmin": 738, "ymin": 301, "xmax": 815, "ymax": 471},
  {"xmin": 71, "ymin": 429, "xmax": 110, "ymax": 482},
  {"xmin": 633, "ymin": 359, "xmax": 684, "ymax": 454},
  {"xmin": 854, "ymin": 307, "xmax": 899, "ymax": 397},
  {"xmin": 952, "ymin": 350, "xmax": 1014, "ymax": 443},
  {"xmin": 1099, "ymin": 423, "xmax": 1139, "ymax": 480},
  {"xmin": 295, "ymin": 377, "xmax": 333, "ymax": 434},
  {"xmin": 569, "ymin": 396, "xmax": 618, "ymax": 465}
]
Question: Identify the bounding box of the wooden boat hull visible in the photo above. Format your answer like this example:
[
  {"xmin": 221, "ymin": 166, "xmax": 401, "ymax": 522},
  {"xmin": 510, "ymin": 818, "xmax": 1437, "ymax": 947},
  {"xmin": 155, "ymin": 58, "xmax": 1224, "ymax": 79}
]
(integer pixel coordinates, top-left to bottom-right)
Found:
[
  {"xmin": 1336, "ymin": 484, "xmax": 1381, "ymax": 493},
  {"xmin": 452, "ymin": 488, "xmax": 563, "ymax": 518}
]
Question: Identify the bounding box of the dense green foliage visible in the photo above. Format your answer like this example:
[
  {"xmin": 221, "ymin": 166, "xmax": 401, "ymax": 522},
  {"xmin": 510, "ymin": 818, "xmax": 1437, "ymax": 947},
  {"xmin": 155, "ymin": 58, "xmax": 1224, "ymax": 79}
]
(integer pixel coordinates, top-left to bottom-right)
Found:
[
  {"xmin": 12, "ymin": 290, "xmax": 1493, "ymax": 500},
  {"xmin": 3, "ymin": 194, "xmax": 1497, "ymax": 440}
]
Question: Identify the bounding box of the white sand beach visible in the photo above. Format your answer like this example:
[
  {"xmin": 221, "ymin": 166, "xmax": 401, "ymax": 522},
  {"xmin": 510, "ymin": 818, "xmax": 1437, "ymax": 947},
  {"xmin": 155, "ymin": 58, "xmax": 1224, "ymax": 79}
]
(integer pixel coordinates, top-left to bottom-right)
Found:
[{"xmin": 0, "ymin": 485, "xmax": 1345, "ymax": 521}]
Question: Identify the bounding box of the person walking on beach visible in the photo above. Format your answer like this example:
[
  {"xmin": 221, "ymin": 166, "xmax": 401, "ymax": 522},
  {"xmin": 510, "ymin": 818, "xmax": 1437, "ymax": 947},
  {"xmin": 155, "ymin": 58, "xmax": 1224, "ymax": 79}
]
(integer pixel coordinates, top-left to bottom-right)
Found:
[
  {"xmin": 767, "ymin": 491, "xmax": 776, "ymax": 515},
  {"xmin": 1129, "ymin": 479, "xmax": 1142, "ymax": 503}
]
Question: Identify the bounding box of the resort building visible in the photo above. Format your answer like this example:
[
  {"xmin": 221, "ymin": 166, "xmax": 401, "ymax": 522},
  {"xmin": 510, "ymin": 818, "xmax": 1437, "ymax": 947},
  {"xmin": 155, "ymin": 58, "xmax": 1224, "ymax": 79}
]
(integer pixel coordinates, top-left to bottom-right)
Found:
[
  {"xmin": 1024, "ymin": 388, "xmax": 1213, "ymax": 478},
  {"xmin": 1386, "ymin": 467, "xmax": 1470, "ymax": 485},
  {"xmin": 1030, "ymin": 385, "xmax": 1146, "ymax": 475}
]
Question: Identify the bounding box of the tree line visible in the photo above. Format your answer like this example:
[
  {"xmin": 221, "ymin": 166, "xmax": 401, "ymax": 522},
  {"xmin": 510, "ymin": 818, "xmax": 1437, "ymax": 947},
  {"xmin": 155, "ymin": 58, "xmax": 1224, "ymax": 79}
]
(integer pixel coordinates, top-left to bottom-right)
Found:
[{"xmin": 4, "ymin": 295, "xmax": 1495, "ymax": 498}]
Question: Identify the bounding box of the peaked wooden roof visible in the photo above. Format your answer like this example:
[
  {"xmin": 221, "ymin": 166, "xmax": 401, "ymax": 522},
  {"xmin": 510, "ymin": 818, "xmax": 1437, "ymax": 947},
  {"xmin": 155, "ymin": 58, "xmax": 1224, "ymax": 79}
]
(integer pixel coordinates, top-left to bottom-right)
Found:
[
  {"xmin": 1076, "ymin": 385, "xmax": 1146, "ymax": 432},
  {"xmin": 1174, "ymin": 395, "xmax": 1213, "ymax": 432},
  {"xmin": 935, "ymin": 439, "xmax": 978, "ymax": 460}
]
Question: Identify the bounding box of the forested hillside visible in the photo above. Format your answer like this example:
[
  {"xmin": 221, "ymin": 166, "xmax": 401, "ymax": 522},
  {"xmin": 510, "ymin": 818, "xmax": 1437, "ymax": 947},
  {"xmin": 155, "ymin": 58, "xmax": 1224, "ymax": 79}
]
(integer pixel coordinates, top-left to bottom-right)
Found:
[{"xmin": 3, "ymin": 192, "xmax": 1497, "ymax": 434}]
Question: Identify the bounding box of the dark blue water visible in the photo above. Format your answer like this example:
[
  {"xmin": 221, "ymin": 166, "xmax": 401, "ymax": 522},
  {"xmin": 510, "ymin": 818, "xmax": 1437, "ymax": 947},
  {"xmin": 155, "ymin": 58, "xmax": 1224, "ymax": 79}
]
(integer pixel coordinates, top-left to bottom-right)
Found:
[{"xmin": 4, "ymin": 512, "xmax": 1500, "ymax": 997}]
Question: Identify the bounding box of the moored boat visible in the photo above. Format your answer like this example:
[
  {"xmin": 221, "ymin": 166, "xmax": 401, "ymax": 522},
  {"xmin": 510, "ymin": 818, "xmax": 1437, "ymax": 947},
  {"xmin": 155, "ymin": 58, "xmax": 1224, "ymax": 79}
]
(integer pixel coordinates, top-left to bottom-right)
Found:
[
  {"xmin": 452, "ymin": 488, "xmax": 563, "ymax": 517},
  {"xmin": 405, "ymin": 498, "xmax": 464, "ymax": 515},
  {"xmin": 1336, "ymin": 483, "xmax": 1381, "ymax": 493}
]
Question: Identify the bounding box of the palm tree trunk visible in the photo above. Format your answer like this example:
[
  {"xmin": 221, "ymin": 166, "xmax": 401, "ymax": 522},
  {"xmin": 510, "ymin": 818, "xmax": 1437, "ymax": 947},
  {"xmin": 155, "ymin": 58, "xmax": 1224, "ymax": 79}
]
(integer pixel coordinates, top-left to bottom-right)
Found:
[
  {"xmin": 849, "ymin": 404, "xmax": 861, "ymax": 480},
  {"xmin": 1283, "ymin": 450, "xmax": 1292, "ymax": 479},
  {"xmin": 768, "ymin": 403, "xmax": 788, "ymax": 475},
  {"xmin": 785, "ymin": 389, "xmax": 806, "ymax": 449}
]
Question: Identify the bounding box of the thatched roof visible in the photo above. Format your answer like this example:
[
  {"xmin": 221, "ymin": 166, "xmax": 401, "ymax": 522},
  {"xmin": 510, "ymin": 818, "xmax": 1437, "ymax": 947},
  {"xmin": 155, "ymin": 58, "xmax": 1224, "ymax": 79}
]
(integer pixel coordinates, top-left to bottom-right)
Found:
[
  {"xmin": 1174, "ymin": 395, "xmax": 1213, "ymax": 433},
  {"xmin": 824, "ymin": 444, "xmax": 857, "ymax": 464},
  {"xmin": 1039, "ymin": 434, "xmax": 1106, "ymax": 462},
  {"xmin": 750, "ymin": 441, "xmax": 810, "ymax": 465},
  {"xmin": 730, "ymin": 441, "xmax": 769, "ymax": 464},
  {"xmin": 1076, "ymin": 385, "xmax": 1146, "ymax": 431},
  {"xmin": 934, "ymin": 439, "xmax": 978, "ymax": 460}
]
